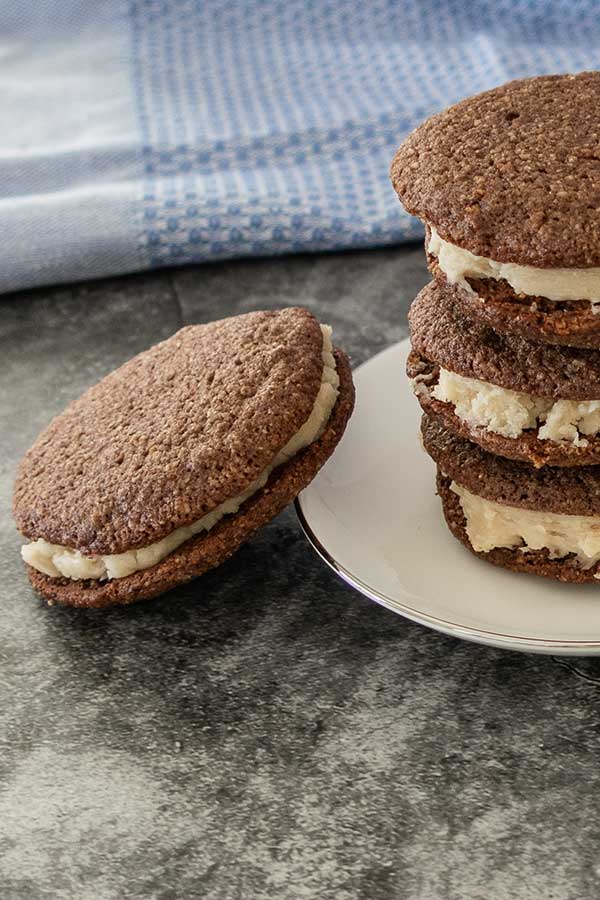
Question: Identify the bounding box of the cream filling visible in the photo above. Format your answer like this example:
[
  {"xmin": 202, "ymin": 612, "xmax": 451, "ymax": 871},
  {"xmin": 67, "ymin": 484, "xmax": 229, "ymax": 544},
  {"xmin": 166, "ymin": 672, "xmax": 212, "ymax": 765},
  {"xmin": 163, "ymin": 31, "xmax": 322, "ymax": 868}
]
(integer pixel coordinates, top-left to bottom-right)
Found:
[
  {"xmin": 428, "ymin": 226, "xmax": 600, "ymax": 307},
  {"xmin": 22, "ymin": 326, "xmax": 340, "ymax": 581},
  {"xmin": 428, "ymin": 367, "xmax": 600, "ymax": 446},
  {"xmin": 452, "ymin": 481, "xmax": 600, "ymax": 571}
]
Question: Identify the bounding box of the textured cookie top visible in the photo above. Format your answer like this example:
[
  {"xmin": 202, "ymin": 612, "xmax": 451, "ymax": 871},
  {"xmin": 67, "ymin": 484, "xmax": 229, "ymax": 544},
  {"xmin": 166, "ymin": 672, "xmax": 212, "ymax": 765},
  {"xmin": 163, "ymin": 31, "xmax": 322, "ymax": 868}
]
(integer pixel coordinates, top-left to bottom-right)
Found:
[
  {"xmin": 391, "ymin": 72, "xmax": 600, "ymax": 267},
  {"xmin": 14, "ymin": 308, "xmax": 325, "ymax": 555},
  {"xmin": 409, "ymin": 281, "xmax": 600, "ymax": 400},
  {"xmin": 422, "ymin": 415, "xmax": 600, "ymax": 517}
]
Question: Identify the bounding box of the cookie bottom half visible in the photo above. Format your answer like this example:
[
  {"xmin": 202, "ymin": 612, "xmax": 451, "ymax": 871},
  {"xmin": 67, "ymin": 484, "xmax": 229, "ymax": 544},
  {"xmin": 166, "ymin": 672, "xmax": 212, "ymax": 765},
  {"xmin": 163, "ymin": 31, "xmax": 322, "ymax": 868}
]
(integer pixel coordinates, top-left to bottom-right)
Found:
[{"xmin": 436, "ymin": 471, "xmax": 600, "ymax": 584}]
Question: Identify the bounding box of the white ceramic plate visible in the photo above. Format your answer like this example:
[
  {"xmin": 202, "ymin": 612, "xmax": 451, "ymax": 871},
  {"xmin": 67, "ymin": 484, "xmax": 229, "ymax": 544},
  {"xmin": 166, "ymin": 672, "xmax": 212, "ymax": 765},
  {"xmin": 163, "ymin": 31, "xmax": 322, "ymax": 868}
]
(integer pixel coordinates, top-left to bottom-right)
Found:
[{"xmin": 296, "ymin": 338, "xmax": 600, "ymax": 655}]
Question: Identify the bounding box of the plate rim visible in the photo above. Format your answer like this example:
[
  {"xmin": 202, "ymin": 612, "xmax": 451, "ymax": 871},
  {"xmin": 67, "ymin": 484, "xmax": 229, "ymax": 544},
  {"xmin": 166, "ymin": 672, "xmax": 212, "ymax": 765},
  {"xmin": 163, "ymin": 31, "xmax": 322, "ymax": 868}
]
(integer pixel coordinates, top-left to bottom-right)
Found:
[{"xmin": 296, "ymin": 338, "xmax": 600, "ymax": 655}]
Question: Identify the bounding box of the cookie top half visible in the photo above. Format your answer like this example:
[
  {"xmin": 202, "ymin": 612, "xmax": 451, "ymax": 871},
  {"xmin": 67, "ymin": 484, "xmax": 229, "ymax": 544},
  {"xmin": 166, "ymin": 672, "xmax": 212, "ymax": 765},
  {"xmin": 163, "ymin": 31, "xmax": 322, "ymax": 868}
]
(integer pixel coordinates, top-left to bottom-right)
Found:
[
  {"xmin": 408, "ymin": 280, "xmax": 600, "ymax": 400},
  {"xmin": 391, "ymin": 72, "xmax": 600, "ymax": 267},
  {"xmin": 14, "ymin": 308, "xmax": 325, "ymax": 555},
  {"xmin": 421, "ymin": 414, "xmax": 600, "ymax": 518}
]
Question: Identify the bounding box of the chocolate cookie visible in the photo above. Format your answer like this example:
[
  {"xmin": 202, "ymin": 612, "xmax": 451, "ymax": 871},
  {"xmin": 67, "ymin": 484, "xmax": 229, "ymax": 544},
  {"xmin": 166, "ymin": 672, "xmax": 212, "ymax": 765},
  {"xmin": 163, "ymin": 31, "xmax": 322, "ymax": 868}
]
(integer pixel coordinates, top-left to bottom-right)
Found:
[
  {"xmin": 391, "ymin": 72, "xmax": 600, "ymax": 268},
  {"xmin": 14, "ymin": 309, "xmax": 355, "ymax": 608},
  {"xmin": 408, "ymin": 281, "xmax": 600, "ymax": 466},
  {"xmin": 26, "ymin": 350, "xmax": 355, "ymax": 608}
]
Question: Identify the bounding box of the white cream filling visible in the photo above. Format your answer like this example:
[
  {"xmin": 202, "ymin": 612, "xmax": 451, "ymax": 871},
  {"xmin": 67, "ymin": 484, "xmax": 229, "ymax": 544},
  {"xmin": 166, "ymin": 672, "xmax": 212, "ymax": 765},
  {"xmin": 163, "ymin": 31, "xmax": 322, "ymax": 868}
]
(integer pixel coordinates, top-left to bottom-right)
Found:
[
  {"xmin": 428, "ymin": 367, "xmax": 600, "ymax": 446},
  {"xmin": 428, "ymin": 226, "xmax": 600, "ymax": 307},
  {"xmin": 452, "ymin": 481, "xmax": 600, "ymax": 571},
  {"xmin": 22, "ymin": 325, "xmax": 340, "ymax": 581}
]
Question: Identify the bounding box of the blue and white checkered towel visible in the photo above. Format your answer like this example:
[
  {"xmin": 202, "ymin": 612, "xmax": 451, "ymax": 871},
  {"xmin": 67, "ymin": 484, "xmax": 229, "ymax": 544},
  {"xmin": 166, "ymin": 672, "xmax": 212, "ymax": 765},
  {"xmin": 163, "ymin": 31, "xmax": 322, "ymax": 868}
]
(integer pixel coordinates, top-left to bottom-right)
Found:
[{"xmin": 2, "ymin": 1, "xmax": 600, "ymax": 293}]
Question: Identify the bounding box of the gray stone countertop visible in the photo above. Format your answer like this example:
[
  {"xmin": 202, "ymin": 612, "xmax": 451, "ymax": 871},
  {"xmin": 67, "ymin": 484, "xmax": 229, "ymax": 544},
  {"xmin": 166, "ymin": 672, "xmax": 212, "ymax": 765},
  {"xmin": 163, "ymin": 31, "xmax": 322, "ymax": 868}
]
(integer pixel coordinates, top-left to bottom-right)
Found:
[{"xmin": 2, "ymin": 247, "xmax": 600, "ymax": 900}]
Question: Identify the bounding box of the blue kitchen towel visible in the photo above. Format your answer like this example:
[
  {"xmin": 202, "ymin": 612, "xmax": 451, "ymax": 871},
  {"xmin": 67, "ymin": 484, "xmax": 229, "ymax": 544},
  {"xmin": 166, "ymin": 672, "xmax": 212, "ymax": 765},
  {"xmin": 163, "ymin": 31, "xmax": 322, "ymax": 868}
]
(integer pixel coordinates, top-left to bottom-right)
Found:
[{"xmin": 1, "ymin": 0, "xmax": 600, "ymax": 293}]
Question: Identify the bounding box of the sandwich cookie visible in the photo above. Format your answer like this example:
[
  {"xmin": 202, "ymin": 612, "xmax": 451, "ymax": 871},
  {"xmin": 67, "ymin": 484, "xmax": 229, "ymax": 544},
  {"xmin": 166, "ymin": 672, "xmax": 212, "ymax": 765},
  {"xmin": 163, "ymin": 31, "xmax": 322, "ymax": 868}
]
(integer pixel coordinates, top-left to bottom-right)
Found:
[
  {"xmin": 391, "ymin": 72, "xmax": 600, "ymax": 348},
  {"xmin": 408, "ymin": 282, "xmax": 600, "ymax": 467},
  {"xmin": 14, "ymin": 308, "xmax": 355, "ymax": 608},
  {"xmin": 422, "ymin": 415, "xmax": 600, "ymax": 584}
]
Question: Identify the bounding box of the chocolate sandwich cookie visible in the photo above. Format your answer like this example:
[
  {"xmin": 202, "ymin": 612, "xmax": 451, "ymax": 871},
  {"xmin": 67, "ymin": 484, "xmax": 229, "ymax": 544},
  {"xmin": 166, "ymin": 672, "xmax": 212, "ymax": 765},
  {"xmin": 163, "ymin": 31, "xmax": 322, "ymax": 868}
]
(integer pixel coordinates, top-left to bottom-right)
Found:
[
  {"xmin": 14, "ymin": 308, "xmax": 355, "ymax": 608},
  {"xmin": 391, "ymin": 73, "xmax": 600, "ymax": 348},
  {"xmin": 422, "ymin": 415, "xmax": 600, "ymax": 584},
  {"xmin": 408, "ymin": 281, "xmax": 600, "ymax": 467}
]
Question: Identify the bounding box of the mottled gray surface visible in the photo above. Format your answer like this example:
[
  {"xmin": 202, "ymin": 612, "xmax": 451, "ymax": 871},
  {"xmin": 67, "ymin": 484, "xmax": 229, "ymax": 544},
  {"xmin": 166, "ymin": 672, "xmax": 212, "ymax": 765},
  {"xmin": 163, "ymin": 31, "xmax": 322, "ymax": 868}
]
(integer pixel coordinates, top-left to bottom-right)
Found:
[{"xmin": 3, "ymin": 248, "xmax": 600, "ymax": 900}]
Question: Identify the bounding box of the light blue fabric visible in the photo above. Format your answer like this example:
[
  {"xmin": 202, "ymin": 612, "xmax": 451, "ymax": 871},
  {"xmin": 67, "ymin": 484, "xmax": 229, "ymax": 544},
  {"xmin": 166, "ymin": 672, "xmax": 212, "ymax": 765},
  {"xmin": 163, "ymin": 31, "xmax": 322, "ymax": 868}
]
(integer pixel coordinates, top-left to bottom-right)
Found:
[{"xmin": 1, "ymin": 1, "xmax": 600, "ymax": 292}]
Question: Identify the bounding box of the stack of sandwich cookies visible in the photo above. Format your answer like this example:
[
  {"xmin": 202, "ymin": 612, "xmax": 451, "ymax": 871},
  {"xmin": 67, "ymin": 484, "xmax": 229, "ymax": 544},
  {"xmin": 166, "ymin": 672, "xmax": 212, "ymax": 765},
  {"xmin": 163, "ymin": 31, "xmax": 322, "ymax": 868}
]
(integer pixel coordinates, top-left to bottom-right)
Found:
[
  {"xmin": 391, "ymin": 71, "xmax": 600, "ymax": 582},
  {"xmin": 14, "ymin": 308, "xmax": 355, "ymax": 608}
]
